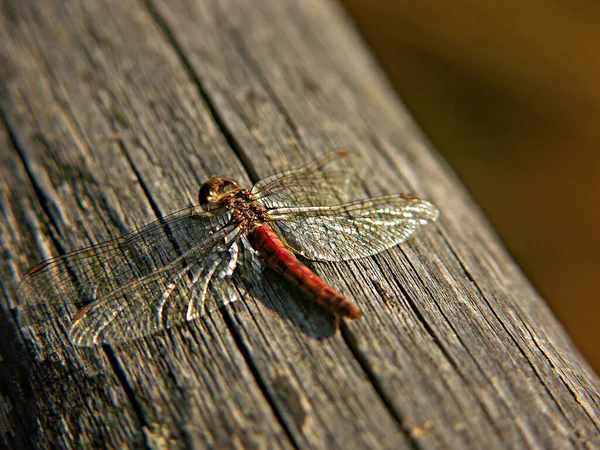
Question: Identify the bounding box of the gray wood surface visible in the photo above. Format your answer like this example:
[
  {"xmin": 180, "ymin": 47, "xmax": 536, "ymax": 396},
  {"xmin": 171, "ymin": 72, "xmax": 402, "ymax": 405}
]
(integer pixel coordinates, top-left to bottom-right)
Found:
[{"xmin": 1, "ymin": 0, "xmax": 599, "ymax": 448}]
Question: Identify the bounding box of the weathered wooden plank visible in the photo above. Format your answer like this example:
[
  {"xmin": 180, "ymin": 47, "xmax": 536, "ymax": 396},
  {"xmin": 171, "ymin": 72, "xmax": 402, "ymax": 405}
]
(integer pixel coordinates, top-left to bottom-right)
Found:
[
  {"xmin": 152, "ymin": 0, "xmax": 600, "ymax": 447},
  {"xmin": 0, "ymin": 0, "xmax": 598, "ymax": 449}
]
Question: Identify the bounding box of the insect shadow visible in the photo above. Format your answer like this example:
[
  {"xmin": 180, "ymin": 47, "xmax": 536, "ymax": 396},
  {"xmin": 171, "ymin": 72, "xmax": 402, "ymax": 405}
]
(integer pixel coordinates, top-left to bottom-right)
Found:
[{"xmin": 231, "ymin": 267, "xmax": 339, "ymax": 341}]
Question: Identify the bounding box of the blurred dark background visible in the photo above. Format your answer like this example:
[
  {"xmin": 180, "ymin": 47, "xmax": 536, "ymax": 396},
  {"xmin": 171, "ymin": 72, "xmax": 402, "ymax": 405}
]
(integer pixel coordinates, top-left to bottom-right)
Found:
[{"xmin": 341, "ymin": 0, "xmax": 600, "ymax": 373}]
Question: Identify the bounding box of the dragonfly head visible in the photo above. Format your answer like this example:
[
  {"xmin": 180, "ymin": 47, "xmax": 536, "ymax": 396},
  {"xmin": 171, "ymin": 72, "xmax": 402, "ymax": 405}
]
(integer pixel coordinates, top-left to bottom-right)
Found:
[{"xmin": 199, "ymin": 176, "xmax": 241, "ymax": 207}]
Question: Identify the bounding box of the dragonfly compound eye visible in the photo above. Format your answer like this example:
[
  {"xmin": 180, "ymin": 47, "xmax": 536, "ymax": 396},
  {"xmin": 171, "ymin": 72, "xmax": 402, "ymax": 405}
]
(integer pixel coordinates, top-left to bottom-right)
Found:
[{"xmin": 198, "ymin": 177, "xmax": 241, "ymax": 206}]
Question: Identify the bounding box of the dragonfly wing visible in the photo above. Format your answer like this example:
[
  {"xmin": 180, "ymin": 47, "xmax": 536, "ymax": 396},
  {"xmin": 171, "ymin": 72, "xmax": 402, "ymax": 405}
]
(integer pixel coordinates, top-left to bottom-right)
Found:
[
  {"xmin": 252, "ymin": 149, "xmax": 366, "ymax": 208},
  {"xmin": 16, "ymin": 206, "xmax": 241, "ymax": 344},
  {"xmin": 68, "ymin": 226, "xmax": 243, "ymax": 345},
  {"xmin": 268, "ymin": 195, "xmax": 439, "ymax": 262},
  {"xmin": 17, "ymin": 206, "xmax": 227, "ymax": 316}
]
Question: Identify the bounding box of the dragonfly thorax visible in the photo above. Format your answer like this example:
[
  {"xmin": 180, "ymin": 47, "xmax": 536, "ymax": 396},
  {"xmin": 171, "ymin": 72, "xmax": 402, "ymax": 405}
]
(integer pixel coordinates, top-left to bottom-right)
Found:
[{"xmin": 199, "ymin": 176, "xmax": 270, "ymax": 228}]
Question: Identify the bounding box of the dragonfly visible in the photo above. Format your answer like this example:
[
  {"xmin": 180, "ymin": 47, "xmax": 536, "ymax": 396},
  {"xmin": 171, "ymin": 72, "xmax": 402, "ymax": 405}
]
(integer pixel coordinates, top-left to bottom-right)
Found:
[{"xmin": 17, "ymin": 150, "xmax": 439, "ymax": 346}]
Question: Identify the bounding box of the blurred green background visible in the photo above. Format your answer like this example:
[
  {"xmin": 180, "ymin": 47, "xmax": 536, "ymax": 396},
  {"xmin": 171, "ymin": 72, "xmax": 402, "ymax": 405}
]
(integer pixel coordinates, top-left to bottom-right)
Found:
[{"xmin": 341, "ymin": 0, "xmax": 600, "ymax": 373}]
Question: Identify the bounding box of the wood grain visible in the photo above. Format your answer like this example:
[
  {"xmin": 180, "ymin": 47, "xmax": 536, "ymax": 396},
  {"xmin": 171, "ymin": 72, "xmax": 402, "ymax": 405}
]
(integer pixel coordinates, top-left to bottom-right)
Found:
[{"xmin": 0, "ymin": 0, "xmax": 598, "ymax": 448}]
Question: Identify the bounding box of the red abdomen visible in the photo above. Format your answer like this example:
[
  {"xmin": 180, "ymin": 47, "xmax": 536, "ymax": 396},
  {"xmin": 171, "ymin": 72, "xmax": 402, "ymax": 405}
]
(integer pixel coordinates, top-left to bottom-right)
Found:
[{"xmin": 248, "ymin": 225, "xmax": 362, "ymax": 320}]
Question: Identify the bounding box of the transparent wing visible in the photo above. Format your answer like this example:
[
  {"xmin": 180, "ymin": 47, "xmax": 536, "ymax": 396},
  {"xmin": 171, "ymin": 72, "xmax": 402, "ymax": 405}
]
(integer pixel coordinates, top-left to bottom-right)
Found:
[
  {"xmin": 16, "ymin": 206, "xmax": 246, "ymax": 345},
  {"xmin": 18, "ymin": 205, "xmax": 223, "ymax": 313},
  {"xmin": 69, "ymin": 225, "xmax": 244, "ymax": 346},
  {"xmin": 252, "ymin": 149, "xmax": 366, "ymax": 208},
  {"xmin": 268, "ymin": 195, "xmax": 439, "ymax": 262}
]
